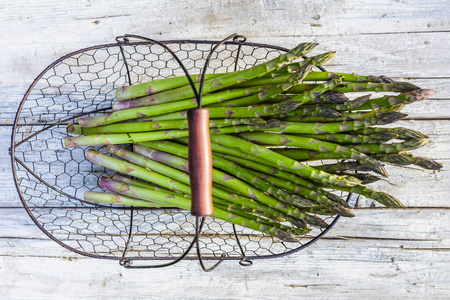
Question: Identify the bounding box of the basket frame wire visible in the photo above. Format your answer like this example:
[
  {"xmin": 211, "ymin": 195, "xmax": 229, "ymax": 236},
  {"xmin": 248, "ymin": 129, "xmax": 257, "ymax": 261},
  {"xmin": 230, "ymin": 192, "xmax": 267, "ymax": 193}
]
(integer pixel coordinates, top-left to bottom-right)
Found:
[{"xmin": 10, "ymin": 35, "xmax": 346, "ymax": 268}]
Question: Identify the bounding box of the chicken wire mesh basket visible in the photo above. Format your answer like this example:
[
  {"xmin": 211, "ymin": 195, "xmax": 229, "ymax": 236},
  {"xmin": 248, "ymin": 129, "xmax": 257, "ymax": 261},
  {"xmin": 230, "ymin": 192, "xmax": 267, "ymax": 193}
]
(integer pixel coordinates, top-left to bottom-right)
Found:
[{"xmin": 11, "ymin": 35, "xmax": 348, "ymax": 268}]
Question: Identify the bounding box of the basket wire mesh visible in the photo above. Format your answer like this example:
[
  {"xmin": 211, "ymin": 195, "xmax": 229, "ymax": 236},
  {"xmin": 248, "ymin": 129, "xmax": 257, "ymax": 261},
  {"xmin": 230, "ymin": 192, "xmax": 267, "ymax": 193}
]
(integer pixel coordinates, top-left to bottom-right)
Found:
[{"xmin": 11, "ymin": 34, "xmax": 347, "ymax": 269}]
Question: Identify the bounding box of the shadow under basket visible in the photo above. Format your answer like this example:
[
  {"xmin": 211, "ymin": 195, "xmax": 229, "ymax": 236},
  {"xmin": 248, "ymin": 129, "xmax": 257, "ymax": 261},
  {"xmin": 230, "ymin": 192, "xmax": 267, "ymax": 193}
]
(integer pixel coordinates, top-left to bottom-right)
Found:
[{"xmin": 10, "ymin": 35, "xmax": 349, "ymax": 270}]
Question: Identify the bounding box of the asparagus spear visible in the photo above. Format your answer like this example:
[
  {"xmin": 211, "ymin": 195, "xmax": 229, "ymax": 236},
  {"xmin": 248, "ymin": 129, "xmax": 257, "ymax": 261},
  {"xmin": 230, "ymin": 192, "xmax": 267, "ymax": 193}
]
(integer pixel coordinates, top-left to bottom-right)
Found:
[
  {"xmin": 109, "ymin": 173, "xmax": 187, "ymax": 199},
  {"xmin": 320, "ymin": 95, "xmax": 371, "ymax": 111},
  {"xmin": 203, "ymin": 51, "xmax": 335, "ymax": 108},
  {"xmin": 370, "ymin": 152, "xmax": 443, "ymax": 170},
  {"xmin": 130, "ymin": 144, "xmax": 328, "ymax": 227},
  {"xmin": 207, "ymin": 150, "xmax": 352, "ymax": 210},
  {"xmin": 236, "ymin": 132, "xmax": 387, "ymax": 176},
  {"xmin": 272, "ymin": 148, "xmax": 345, "ymax": 161},
  {"xmin": 298, "ymin": 132, "xmax": 398, "ymax": 144},
  {"xmin": 274, "ymin": 105, "xmax": 343, "ymax": 120},
  {"xmin": 113, "ymin": 86, "xmax": 263, "ymax": 111},
  {"xmin": 135, "ymin": 143, "xmax": 331, "ymax": 211},
  {"xmin": 146, "ymin": 78, "xmax": 343, "ymax": 121},
  {"xmin": 346, "ymin": 173, "xmax": 381, "ymax": 184},
  {"xmin": 273, "ymin": 112, "xmax": 406, "ymax": 135},
  {"xmin": 116, "ymin": 73, "xmax": 224, "ymax": 101},
  {"xmin": 97, "ymin": 178, "xmax": 303, "ymax": 241},
  {"xmin": 67, "ymin": 118, "xmax": 266, "ymax": 135},
  {"xmin": 351, "ymin": 137, "xmax": 430, "ymax": 154},
  {"xmin": 349, "ymin": 127, "xmax": 429, "ymax": 140},
  {"xmin": 65, "ymin": 124, "xmax": 270, "ymax": 147},
  {"xmin": 208, "ymin": 134, "xmax": 362, "ymax": 187},
  {"xmin": 78, "ymin": 88, "xmax": 271, "ymax": 127},
  {"xmin": 89, "ymin": 148, "xmax": 309, "ymax": 227},
  {"xmin": 320, "ymin": 184, "xmax": 404, "ymax": 208},
  {"xmin": 272, "ymin": 138, "xmax": 430, "ymax": 165},
  {"xmin": 236, "ymin": 71, "xmax": 391, "ymax": 88},
  {"xmin": 245, "ymin": 169, "xmax": 354, "ymax": 217},
  {"xmin": 340, "ymin": 89, "xmax": 437, "ymax": 111},
  {"xmin": 140, "ymin": 139, "xmax": 352, "ymax": 210},
  {"xmin": 313, "ymin": 161, "xmax": 372, "ymax": 173},
  {"xmin": 84, "ymin": 191, "xmax": 160, "ymax": 207},
  {"xmin": 287, "ymin": 81, "xmax": 420, "ymax": 94},
  {"xmin": 205, "ymin": 94, "xmax": 293, "ymax": 108},
  {"xmin": 280, "ymin": 106, "xmax": 407, "ymax": 123},
  {"xmin": 115, "ymin": 42, "xmax": 317, "ymax": 103},
  {"xmin": 248, "ymin": 91, "xmax": 350, "ymax": 106}
]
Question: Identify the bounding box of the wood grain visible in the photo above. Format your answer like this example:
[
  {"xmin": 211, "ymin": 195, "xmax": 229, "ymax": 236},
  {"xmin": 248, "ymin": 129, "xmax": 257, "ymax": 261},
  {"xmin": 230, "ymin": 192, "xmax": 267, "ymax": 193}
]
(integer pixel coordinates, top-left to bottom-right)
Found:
[
  {"xmin": 1, "ymin": 208, "xmax": 449, "ymax": 299},
  {"xmin": 1, "ymin": 0, "xmax": 449, "ymax": 298}
]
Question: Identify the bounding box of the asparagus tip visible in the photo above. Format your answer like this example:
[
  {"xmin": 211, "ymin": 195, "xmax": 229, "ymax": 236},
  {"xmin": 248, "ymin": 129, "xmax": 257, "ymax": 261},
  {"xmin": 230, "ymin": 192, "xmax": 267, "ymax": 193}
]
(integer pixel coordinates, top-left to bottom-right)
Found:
[
  {"xmin": 375, "ymin": 112, "xmax": 408, "ymax": 125},
  {"xmin": 335, "ymin": 206, "xmax": 355, "ymax": 218}
]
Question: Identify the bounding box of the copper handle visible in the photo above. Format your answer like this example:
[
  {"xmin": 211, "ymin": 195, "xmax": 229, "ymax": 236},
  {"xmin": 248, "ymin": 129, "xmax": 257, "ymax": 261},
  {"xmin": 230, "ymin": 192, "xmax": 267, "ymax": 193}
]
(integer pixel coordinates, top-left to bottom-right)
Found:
[{"xmin": 187, "ymin": 108, "xmax": 214, "ymax": 217}]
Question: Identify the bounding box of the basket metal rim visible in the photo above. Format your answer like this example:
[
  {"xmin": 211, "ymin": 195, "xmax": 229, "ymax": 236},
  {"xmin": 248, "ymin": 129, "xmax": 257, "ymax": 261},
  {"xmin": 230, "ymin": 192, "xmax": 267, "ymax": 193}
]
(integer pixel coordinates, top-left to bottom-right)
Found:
[{"xmin": 10, "ymin": 38, "xmax": 341, "ymax": 262}]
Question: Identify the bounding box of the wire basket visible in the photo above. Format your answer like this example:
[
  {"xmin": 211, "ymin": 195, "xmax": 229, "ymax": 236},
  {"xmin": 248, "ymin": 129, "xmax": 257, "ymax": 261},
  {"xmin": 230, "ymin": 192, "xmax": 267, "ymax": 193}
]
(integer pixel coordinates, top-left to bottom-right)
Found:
[{"xmin": 11, "ymin": 35, "xmax": 347, "ymax": 269}]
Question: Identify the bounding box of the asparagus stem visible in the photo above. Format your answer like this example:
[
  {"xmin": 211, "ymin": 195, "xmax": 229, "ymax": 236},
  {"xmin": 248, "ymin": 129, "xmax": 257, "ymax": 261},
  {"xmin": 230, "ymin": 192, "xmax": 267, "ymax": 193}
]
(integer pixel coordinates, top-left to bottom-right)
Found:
[
  {"xmin": 115, "ymin": 42, "xmax": 317, "ymax": 103},
  {"xmin": 319, "ymin": 184, "xmax": 405, "ymax": 208},
  {"xmin": 338, "ymin": 89, "xmax": 437, "ymax": 111},
  {"xmin": 207, "ymin": 134, "xmax": 362, "ymax": 187},
  {"xmin": 133, "ymin": 143, "xmax": 328, "ymax": 228},
  {"xmin": 116, "ymin": 73, "xmax": 223, "ymax": 101},
  {"xmin": 349, "ymin": 127, "xmax": 429, "ymax": 140},
  {"xmin": 84, "ymin": 191, "xmax": 160, "ymax": 207},
  {"xmin": 246, "ymin": 169, "xmax": 354, "ymax": 217},
  {"xmin": 287, "ymin": 81, "xmax": 420, "ymax": 94},
  {"xmin": 90, "ymin": 147, "xmax": 308, "ymax": 227},
  {"xmin": 370, "ymin": 152, "xmax": 443, "ymax": 170},
  {"xmin": 65, "ymin": 124, "xmax": 270, "ymax": 147},
  {"xmin": 351, "ymin": 138, "xmax": 430, "ymax": 154},
  {"xmin": 297, "ymin": 132, "xmax": 398, "ymax": 144},
  {"xmin": 237, "ymin": 132, "xmax": 387, "ymax": 176},
  {"xmin": 113, "ymin": 86, "xmax": 263, "ymax": 111},
  {"xmin": 104, "ymin": 176, "xmax": 307, "ymax": 236},
  {"xmin": 68, "ymin": 118, "xmax": 266, "ymax": 135},
  {"xmin": 205, "ymin": 52, "xmax": 335, "ymax": 108},
  {"xmin": 98, "ymin": 178, "xmax": 303, "ymax": 240},
  {"xmin": 272, "ymin": 148, "xmax": 345, "ymax": 161},
  {"xmin": 235, "ymin": 71, "xmax": 392, "ymax": 88},
  {"xmin": 207, "ymin": 150, "xmax": 352, "ymax": 209},
  {"xmin": 313, "ymin": 161, "xmax": 372, "ymax": 173},
  {"xmin": 135, "ymin": 143, "xmax": 324, "ymax": 211},
  {"xmin": 274, "ymin": 105, "xmax": 343, "ymax": 120}
]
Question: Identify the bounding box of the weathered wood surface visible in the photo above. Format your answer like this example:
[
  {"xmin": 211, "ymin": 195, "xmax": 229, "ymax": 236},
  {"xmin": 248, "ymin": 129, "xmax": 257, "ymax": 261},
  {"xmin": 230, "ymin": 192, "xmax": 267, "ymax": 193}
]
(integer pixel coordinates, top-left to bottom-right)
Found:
[
  {"xmin": 1, "ymin": 208, "xmax": 449, "ymax": 299},
  {"xmin": 1, "ymin": 0, "xmax": 449, "ymax": 299}
]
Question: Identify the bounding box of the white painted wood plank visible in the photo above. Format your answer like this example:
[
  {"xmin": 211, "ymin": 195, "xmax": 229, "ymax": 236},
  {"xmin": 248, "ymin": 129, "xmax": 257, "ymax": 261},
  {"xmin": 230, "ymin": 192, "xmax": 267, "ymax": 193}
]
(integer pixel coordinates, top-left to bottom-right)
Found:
[
  {"xmin": 1, "ymin": 0, "xmax": 449, "ymax": 45},
  {"xmin": 3, "ymin": 207, "xmax": 449, "ymax": 243},
  {"xmin": 1, "ymin": 0, "xmax": 449, "ymax": 298},
  {"xmin": 1, "ymin": 250, "xmax": 448, "ymax": 299},
  {"xmin": 1, "ymin": 208, "xmax": 449, "ymax": 299},
  {"xmin": 3, "ymin": 32, "xmax": 449, "ymax": 87}
]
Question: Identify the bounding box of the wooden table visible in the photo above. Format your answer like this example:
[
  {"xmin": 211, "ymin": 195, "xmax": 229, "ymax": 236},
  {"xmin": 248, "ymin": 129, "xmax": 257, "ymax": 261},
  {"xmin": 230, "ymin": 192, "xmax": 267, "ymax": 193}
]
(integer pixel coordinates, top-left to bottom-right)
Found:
[{"xmin": 1, "ymin": 1, "xmax": 449, "ymax": 298}]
